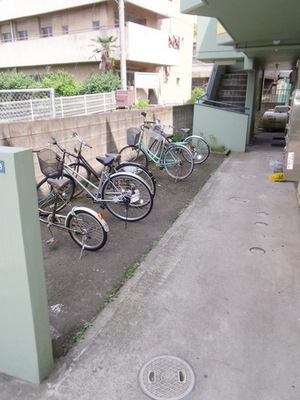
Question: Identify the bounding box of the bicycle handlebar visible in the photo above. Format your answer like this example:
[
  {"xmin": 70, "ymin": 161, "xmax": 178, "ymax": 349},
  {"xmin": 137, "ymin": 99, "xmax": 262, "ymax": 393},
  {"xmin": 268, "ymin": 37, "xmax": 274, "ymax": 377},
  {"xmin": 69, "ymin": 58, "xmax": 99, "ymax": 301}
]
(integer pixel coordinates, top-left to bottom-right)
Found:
[{"xmin": 70, "ymin": 131, "xmax": 93, "ymax": 149}]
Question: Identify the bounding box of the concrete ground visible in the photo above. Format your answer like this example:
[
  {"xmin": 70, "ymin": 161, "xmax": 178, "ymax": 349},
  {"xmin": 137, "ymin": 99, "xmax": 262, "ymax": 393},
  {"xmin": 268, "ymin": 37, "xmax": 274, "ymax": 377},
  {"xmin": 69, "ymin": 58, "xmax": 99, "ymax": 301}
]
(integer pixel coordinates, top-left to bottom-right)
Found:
[{"xmin": 1, "ymin": 131, "xmax": 300, "ymax": 400}]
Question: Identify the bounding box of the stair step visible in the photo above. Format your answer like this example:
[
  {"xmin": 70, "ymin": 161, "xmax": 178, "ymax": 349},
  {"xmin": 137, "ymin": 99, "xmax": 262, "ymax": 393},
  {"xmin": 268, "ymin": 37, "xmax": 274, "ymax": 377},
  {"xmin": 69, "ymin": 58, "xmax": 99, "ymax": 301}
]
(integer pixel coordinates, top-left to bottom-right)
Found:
[
  {"xmin": 218, "ymin": 89, "xmax": 246, "ymax": 96},
  {"xmin": 221, "ymin": 79, "xmax": 248, "ymax": 86}
]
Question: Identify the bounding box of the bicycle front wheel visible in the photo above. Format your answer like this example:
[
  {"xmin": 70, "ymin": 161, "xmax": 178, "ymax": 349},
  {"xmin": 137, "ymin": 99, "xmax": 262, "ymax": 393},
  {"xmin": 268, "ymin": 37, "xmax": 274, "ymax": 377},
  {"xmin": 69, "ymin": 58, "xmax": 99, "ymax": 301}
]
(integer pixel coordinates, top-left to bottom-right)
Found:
[
  {"xmin": 163, "ymin": 145, "xmax": 194, "ymax": 181},
  {"xmin": 67, "ymin": 162, "xmax": 91, "ymax": 198},
  {"xmin": 149, "ymin": 139, "xmax": 163, "ymax": 158},
  {"xmin": 101, "ymin": 173, "xmax": 153, "ymax": 222},
  {"xmin": 66, "ymin": 210, "xmax": 107, "ymax": 251},
  {"xmin": 115, "ymin": 162, "xmax": 156, "ymax": 196},
  {"xmin": 183, "ymin": 135, "xmax": 210, "ymax": 164},
  {"xmin": 37, "ymin": 174, "xmax": 75, "ymax": 216},
  {"xmin": 119, "ymin": 145, "xmax": 149, "ymax": 168}
]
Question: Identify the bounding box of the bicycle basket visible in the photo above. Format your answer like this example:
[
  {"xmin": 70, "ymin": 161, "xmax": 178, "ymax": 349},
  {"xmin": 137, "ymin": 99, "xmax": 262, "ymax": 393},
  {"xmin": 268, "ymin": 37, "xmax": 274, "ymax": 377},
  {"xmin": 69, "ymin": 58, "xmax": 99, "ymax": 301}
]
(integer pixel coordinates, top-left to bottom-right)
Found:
[
  {"xmin": 37, "ymin": 148, "xmax": 63, "ymax": 178},
  {"xmin": 127, "ymin": 127, "xmax": 141, "ymax": 146}
]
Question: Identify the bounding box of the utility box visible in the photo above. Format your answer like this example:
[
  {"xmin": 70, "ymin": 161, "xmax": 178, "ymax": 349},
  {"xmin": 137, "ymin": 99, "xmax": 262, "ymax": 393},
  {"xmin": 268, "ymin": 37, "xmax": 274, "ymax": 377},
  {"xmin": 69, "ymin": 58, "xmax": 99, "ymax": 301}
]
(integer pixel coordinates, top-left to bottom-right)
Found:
[{"xmin": 116, "ymin": 90, "xmax": 134, "ymax": 108}]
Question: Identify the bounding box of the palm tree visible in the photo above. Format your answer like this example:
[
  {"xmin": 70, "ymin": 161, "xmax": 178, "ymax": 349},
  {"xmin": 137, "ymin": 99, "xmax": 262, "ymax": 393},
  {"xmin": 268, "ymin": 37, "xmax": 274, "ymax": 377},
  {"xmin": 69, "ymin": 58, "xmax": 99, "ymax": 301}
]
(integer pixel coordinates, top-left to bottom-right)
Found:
[{"xmin": 90, "ymin": 36, "xmax": 118, "ymax": 73}]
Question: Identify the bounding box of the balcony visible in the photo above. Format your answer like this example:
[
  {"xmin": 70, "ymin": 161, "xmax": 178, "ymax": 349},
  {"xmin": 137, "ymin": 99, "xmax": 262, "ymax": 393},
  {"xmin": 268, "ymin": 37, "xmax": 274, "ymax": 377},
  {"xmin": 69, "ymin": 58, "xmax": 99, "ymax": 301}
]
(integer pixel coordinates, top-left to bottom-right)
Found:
[
  {"xmin": 0, "ymin": 22, "xmax": 179, "ymax": 69},
  {"xmin": 126, "ymin": 0, "xmax": 174, "ymax": 17}
]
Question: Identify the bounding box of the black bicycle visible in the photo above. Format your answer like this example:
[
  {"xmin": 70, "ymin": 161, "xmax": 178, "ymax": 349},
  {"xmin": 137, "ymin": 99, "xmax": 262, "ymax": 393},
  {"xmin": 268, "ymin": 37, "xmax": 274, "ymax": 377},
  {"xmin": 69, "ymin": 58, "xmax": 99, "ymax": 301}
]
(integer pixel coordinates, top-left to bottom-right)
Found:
[{"xmin": 36, "ymin": 144, "xmax": 154, "ymax": 223}]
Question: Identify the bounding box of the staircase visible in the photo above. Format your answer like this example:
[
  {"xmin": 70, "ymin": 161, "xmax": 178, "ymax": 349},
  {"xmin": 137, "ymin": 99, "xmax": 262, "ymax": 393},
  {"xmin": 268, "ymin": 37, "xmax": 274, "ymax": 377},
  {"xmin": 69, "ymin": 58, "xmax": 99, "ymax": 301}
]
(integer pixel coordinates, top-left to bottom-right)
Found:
[{"xmin": 216, "ymin": 70, "xmax": 248, "ymax": 111}]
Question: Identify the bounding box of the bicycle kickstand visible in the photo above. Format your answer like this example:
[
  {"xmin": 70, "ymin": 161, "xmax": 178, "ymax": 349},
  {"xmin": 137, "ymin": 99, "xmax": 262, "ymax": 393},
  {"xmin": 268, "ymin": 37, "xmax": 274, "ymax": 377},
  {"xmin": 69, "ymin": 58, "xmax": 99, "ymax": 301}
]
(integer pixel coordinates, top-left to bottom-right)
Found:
[
  {"xmin": 79, "ymin": 236, "xmax": 87, "ymax": 260},
  {"xmin": 46, "ymin": 225, "xmax": 56, "ymax": 244}
]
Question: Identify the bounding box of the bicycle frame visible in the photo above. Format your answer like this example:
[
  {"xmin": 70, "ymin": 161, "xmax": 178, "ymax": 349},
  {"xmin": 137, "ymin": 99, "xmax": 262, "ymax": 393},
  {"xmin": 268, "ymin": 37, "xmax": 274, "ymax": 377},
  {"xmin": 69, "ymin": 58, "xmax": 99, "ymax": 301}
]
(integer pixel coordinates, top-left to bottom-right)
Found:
[{"xmin": 134, "ymin": 126, "xmax": 187, "ymax": 168}]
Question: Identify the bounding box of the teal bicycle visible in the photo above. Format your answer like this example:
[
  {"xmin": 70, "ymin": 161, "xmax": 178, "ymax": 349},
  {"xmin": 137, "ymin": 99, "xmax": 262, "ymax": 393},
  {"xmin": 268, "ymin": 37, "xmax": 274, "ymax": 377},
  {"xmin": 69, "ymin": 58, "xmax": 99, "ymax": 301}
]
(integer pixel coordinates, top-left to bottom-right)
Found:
[{"xmin": 119, "ymin": 112, "xmax": 194, "ymax": 182}]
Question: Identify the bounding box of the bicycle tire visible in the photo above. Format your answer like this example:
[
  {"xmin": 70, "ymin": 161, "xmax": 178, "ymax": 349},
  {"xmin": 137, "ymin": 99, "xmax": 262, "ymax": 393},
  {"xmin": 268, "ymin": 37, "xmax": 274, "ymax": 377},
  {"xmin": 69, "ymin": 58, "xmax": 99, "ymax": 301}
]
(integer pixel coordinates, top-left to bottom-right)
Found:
[
  {"xmin": 115, "ymin": 162, "xmax": 156, "ymax": 196},
  {"xmin": 149, "ymin": 139, "xmax": 163, "ymax": 158},
  {"xmin": 101, "ymin": 172, "xmax": 153, "ymax": 222},
  {"xmin": 66, "ymin": 210, "xmax": 107, "ymax": 251},
  {"xmin": 37, "ymin": 174, "xmax": 75, "ymax": 216},
  {"xmin": 67, "ymin": 162, "xmax": 91, "ymax": 198},
  {"xmin": 163, "ymin": 145, "xmax": 194, "ymax": 181},
  {"xmin": 119, "ymin": 145, "xmax": 149, "ymax": 168},
  {"xmin": 183, "ymin": 135, "xmax": 210, "ymax": 164}
]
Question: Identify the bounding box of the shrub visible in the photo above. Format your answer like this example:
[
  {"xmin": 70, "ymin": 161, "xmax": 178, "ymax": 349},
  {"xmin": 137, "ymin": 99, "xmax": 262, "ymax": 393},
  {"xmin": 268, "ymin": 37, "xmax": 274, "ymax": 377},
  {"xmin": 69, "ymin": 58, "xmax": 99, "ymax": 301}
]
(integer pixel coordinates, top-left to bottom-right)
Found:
[
  {"xmin": 80, "ymin": 71, "xmax": 121, "ymax": 94},
  {"xmin": 0, "ymin": 69, "xmax": 38, "ymax": 89},
  {"xmin": 134, "ymin": 98, "xmax": 150, "ymax": 109},
  {"xmin": 186, "ymin": 87, "xmax": 205, "ymax": 104},
  {"xmin": 38, "ymin": 69, "xmax": 81, "ymax": 96}
]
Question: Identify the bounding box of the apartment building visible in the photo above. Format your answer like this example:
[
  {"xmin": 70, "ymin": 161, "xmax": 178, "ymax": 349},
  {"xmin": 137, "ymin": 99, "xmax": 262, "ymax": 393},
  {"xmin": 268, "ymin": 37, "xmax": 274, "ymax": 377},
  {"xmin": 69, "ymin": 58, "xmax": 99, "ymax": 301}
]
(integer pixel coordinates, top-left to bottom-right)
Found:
[{"xmin": 0, "ymin": 0, "xmax": 194, "ymax": 105}]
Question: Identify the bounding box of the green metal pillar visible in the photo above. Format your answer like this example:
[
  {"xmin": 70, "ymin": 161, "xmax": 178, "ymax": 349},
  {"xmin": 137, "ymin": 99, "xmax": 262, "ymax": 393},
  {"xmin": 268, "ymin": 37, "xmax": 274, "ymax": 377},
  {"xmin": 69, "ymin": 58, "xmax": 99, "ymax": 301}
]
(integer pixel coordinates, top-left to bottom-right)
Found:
[{"xmin": 0, "ymin": 147, "xmax": 53, "ymax": 383}]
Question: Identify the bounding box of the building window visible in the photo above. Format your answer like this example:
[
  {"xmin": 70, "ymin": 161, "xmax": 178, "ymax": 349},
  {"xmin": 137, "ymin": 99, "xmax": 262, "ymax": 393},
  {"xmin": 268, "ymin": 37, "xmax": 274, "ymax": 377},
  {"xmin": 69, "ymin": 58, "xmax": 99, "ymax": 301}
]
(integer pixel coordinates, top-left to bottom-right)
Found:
[
  {"xmin": 40, "ymin": 27, "xmax": 53, "ymax": 37},
  {"xmin": 17, "ymin": 30, "xmax": 28, "ymax": 40},
  {"xmin": 1, "ymin": 32, "xmax": 12, "ymax": 42},
  {"xmin": 62, "ymin": 25, "xmax": 68, "ymax": 35},
  {"xmin": 92, "ymin": 21, "xmax": 100, "ymax": 30}
]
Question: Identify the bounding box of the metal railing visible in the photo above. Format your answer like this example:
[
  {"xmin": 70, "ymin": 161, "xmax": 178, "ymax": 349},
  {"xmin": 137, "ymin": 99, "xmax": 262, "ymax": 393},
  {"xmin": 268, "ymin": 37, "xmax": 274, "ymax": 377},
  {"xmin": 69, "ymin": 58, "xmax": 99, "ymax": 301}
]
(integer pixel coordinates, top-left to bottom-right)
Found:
[
  {"xmin": 0, "ymin": 88, "xmax": 56, "ymax": 122},
  {"xmin": 262, "ymin": 88, "xmax": 291, "ymax": 103},
  {"xmin": 0, "ymin": 90, "xmax": 116, "ymax": 122}
]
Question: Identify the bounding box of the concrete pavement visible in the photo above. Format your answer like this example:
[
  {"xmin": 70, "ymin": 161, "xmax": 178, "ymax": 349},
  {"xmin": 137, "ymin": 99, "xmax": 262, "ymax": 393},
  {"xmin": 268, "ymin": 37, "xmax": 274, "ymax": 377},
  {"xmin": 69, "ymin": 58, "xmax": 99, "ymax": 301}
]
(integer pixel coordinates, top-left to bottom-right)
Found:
[{"xmin": 1, "ymin": 135, "xmax": 300, "ymax": 399}]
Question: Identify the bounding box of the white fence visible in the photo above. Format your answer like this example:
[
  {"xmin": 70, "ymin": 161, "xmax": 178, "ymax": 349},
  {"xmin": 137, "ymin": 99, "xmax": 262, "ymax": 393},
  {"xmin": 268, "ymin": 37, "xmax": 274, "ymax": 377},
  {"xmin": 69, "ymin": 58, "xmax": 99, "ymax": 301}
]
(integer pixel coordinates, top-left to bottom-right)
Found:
[{"xmin": 0, "ymin": 89, "xmax": 116, "ymax": 122}]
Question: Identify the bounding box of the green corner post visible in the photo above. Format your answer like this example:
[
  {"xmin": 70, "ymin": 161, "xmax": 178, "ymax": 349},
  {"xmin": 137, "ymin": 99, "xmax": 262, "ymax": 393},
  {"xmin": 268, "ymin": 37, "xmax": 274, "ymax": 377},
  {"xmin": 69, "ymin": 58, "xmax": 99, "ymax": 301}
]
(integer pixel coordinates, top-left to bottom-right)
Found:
[{"xmin": 0, "ymin": 147, "xmax": 53, "ymax": 383}]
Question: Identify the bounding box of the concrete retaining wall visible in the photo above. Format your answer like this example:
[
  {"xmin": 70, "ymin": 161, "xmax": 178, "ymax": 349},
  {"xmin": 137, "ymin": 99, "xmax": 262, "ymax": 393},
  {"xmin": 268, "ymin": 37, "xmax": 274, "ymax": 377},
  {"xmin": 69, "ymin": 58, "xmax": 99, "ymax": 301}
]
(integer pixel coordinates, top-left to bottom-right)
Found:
[{"xmin": 0, "ymin": 104, "xmax": 193, "ymax": 182}]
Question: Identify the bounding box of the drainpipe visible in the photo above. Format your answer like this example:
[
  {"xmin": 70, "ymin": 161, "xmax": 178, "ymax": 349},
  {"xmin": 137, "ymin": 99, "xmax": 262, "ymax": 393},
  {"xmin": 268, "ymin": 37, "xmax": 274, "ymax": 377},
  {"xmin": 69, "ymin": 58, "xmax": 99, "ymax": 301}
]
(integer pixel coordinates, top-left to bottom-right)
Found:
[{"xmin": 118, "ymin": 0, "xmax": 127, "ymax": 90}]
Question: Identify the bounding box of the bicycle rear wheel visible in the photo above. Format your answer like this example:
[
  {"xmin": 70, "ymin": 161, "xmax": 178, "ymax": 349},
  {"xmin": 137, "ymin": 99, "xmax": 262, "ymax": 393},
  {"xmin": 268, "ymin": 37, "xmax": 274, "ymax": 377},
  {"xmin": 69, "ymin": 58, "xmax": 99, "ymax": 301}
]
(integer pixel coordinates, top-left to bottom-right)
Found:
[
  {"xmin": 183, "ymin": 135, "xmax": 210, "ymax": 164},
  {"xmin": 66, "ymin": 210, "xmax": 107, "ymax": 251},
  {"xmin": 101, "ymin": 172, "xmax": 153, "ymax": 222},
  {"xmin": 119, "ymin": 145, "xmax": 149, "ymax": 168},
  {"xmin": 115, "ymin": 162, "xmax": 156, "ymax": 196},
  {"xmin": 163, "ymin": 145, "xmax": 194, "ymax": 181},
  {"xmin": 37, "ymin": 174, "xmax": 75, "ymax": 216}
]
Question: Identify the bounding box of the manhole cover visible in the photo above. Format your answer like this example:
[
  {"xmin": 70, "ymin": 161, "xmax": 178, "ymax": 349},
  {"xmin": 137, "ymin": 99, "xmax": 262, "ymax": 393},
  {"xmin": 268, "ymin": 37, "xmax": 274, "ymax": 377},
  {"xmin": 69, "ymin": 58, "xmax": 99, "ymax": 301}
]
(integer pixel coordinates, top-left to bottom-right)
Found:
[{"xmin": 138, "ymin": 355, "xmax": 195, "ymax": 400}]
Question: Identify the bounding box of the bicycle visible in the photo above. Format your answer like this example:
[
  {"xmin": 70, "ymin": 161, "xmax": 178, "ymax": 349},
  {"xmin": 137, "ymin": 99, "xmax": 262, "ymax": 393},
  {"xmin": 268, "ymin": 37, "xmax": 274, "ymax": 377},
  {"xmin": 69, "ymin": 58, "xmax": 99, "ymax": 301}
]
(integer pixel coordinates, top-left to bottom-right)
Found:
[
  {"xmin": 39, "ymin": 176, "xmax": 108, "ymax": 259},
  {"xmin": 36, "ymin": 143, "xmax": 154, "ymax": 223},
  {"xmin": 119, "ymin": 112, "xmax": 194, "ymax": 182},
  {"xmin": 58, "ymin": 131, "xmax": 156, "ymax": 197},
  {"xmin": 148, "ymin": 122, "xmax": 210, "ymax": 165}
]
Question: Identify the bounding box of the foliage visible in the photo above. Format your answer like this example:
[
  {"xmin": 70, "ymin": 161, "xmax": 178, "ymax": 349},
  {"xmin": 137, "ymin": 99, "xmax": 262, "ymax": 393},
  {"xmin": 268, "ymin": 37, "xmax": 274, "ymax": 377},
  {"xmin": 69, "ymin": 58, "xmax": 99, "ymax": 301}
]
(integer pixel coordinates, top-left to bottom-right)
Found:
[
  {"xmin": 193, "ymin": 23, "xmax": 197, "ymax": 37},
  {"xmin": 206, "ymin": 133, "xmax": 227, "ymax": 152},
  {"xmin": 80, "ymin": 71, "xmax": 121, "ymax": 94},
  {"xmin": 134, "ymin": 97, "xmax": 150, "ymax": 109},
  {"xmin": 38, "ymin": 68, "xmax": 81, "ymax": 96},
  {"xmin": 186, "ymin": 87, "xmax": 205, "ymax": 104},
  {"xmin": 0, "ymin": 69, "xmax": 37, "ymax": 89},
  {"xmin": 73, "ymin": 321, "xmax": 93, "ymax": 342},
  {"xmin": 90, "ymin": 36, "xmax": 118, "ymax": 73}
]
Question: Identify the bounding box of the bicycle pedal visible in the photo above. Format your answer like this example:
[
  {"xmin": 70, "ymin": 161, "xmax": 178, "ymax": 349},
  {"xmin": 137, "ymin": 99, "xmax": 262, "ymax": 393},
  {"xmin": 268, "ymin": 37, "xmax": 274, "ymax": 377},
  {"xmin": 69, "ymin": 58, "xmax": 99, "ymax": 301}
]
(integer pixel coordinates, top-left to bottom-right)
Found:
[{"xmin": 46, "ymin": 237, "xmax": 56, "ymax": 244}]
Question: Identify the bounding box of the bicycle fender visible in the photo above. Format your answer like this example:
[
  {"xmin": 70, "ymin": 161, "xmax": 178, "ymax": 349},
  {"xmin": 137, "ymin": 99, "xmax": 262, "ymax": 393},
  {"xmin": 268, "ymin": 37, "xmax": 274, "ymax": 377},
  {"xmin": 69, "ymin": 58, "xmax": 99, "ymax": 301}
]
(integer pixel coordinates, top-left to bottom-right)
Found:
[{"xmin": 71, "ymin": 206, "xmax": 109, "ymax": 232}]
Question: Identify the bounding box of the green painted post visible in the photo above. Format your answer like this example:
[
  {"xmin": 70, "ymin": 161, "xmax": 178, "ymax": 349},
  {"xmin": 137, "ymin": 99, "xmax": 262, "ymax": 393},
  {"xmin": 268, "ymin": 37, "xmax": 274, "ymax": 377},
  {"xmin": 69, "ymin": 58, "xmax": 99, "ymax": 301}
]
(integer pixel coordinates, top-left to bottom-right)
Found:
[{"xmin": 0, "ymin": 147, "xmax": 53, "ymax": 383}]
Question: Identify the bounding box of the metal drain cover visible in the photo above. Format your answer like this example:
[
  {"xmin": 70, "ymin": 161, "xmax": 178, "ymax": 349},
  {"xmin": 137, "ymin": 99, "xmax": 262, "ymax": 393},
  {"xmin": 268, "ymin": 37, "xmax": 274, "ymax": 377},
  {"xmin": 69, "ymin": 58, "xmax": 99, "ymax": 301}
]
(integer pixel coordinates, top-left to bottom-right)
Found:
[{"xmin": 138, "ymin": 355, "xmax": 195, "ymax": 400}]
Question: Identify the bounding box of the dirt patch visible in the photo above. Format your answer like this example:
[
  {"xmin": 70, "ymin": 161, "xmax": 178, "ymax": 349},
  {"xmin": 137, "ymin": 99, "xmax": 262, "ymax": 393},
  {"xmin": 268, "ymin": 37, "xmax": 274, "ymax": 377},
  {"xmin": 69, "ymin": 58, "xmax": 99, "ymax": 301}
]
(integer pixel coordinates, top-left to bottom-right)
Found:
[{"xmin": 40, "ymin": 154, "xmax": 227, "ymax": 356}]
